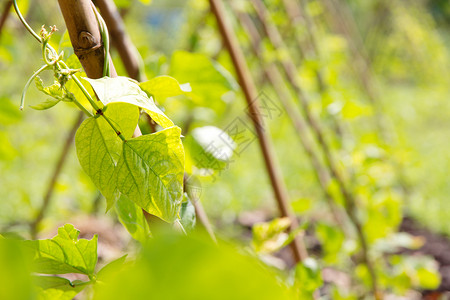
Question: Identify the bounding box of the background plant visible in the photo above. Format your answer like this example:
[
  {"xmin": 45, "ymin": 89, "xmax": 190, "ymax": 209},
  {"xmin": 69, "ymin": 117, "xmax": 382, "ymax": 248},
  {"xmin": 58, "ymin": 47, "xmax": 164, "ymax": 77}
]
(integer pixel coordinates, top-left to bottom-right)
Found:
[{"xmin": 0, "ymin": 0, "xmax": 449, "ymax": 299}]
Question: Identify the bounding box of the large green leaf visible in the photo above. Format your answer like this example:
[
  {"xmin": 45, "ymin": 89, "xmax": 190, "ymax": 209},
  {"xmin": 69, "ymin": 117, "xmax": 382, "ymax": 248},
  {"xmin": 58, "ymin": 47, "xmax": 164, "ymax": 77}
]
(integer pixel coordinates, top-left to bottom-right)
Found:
[
  {"xmin": 114, "ymin": 126, "xmax": 184, "ymax": 223},
  {"xmin": 34, "ymin": 276, "xmax": 88, "ymax": 300},
  {"xmin": 139, "ymin": 75, "xmax": 191, "ymax": 103},
  {"xmin": 27, "ymin": 224, "xmax": 98, "ymax": 277},
  {"xmin": 95, "ymin": 232, "xmax": 294, "ymax": 300},
  {"xmin": 75, "ymin": 103, "xmax": 139, "ymax": 209},
  {"xmin": 115, "ymin": 195, "xmax": 151, "ymax": 243},
  {"xmin": 169, "ymin": 51, "xmax": 238, "ymax": 107},
  {"xmin": 84, "ymin": 76, "xmax": 173, "ymax": 128}
]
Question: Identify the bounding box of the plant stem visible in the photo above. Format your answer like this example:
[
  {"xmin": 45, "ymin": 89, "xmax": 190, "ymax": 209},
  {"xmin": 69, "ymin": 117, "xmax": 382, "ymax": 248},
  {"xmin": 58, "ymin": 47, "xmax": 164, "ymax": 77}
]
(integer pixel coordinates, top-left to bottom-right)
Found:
[
  {"xmin": 209, "ymin": 0, "xmax": 308, "ymax": 263},
  {"xmin": 94, "ymin": 0, "xmax": 146, "ymax": 82},
  {"xmin": 61, "ymin": 67, "xmax": 126, "ymax": 141},
  {"xmin": 30, "ymin": 112, "xmax": 84, "ymax": 238},
  {"xmin": 12, "ymin": 0, "xmax": 41, "ymax": 42},
  {"xmin": 92, "ymin": 3, "xmax": 110, "ymax": 77},
  {"xmin": 20, "ymin": 64, "xmax": 49, "ymax": 110}
]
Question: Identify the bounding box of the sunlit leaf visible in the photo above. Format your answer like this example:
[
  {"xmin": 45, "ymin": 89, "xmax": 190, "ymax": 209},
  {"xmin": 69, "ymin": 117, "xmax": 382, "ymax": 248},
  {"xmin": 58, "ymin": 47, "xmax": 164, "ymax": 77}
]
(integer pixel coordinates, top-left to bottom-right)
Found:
[
  {"xmin": 115, "ymin": 195, "xmax": 151, "ymax": 243},
  {"xmin": 34, "ymin": 276, "xmax": 88, "ymax": 300},
  {"xmin": 84, "ymin": 76, "xmax": 174, "ymax": 128},
  {"xmin": 252, "ymin": 217, "xmax": 301, "ymax": 254},
  {"xmin": 26, "ymin": 224, "xmax": 98, "ymax": 276},
  {"xmin": 76, "ymin": 103, "xmax": 139, "ymax": 210},
  {"xmin": 169, "ymin": 51, "xmax": 237, "ymax": 108},
  {"xmin": 30, "ymin": 98, "xmax": 61, "ymax": 110},
  {"xmin": 140, "ymin": 75, "xmax": 191, "ymax": 103},
  {"xmin": 34, "ymin": 77, "xmax": 74, "ymax": 104},
  {"xmin": 114, "ymin": 126, "xmax": 184, "ymax": 223}
]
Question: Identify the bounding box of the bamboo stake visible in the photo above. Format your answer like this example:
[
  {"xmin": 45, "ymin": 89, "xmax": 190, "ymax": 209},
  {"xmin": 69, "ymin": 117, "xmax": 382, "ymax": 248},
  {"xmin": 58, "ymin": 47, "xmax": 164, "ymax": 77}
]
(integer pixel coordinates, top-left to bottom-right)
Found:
[
  {"xmin": 58, "ymin": 0, "xmax": 116, "ymax": 79},
  {"xmin": 230, "ymin": 2, "xmax": 345, "ymax": 230},
  {"xmin": 249, "ymin": 0, "xmax": 379, "ymax": 296},
  {"xmin": 209, "ymin": 0, "xmax": 308, "ymax": 263}
]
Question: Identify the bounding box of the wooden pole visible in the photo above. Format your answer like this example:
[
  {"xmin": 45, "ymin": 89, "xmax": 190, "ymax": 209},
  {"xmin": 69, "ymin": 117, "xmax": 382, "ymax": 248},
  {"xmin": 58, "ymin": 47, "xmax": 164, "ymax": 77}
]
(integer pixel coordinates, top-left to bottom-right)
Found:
[
  {"xmin": 209, "ymin": 0, "xmax": 308, "ymax": 263},
  {"xmin": 58, "ymin": 0, "xmax": 116, "ymax": 79}
]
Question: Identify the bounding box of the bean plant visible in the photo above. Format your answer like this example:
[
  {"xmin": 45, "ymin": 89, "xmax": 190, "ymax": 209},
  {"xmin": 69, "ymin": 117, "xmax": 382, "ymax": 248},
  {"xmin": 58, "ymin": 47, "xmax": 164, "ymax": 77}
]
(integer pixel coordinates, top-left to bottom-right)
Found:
[{"xmin": 0, "ymin": 0, "xmax": 447, "ymax": 299}]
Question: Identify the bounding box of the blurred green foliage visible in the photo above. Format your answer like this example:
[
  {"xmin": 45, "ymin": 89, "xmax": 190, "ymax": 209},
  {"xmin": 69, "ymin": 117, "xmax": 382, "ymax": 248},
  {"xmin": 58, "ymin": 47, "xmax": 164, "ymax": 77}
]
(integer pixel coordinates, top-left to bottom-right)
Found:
[{"xmin": 1, "ymin": 0, "xmax": 450, "ymax": 298}]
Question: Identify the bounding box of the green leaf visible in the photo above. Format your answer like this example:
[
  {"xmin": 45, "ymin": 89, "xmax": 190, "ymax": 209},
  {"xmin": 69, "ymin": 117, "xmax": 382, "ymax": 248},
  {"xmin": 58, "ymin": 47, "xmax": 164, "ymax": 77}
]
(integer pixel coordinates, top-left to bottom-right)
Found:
[
  {"xmin": 115, "ymin": 195, "xmax": 151, "ymax": 243},
  {"xmin": 30, "ymin": 98, "xmax": 61, "ymax": 110},
  {"xmin": 179, "ymin": 194, "xmax": 196, "ymax": 232},
  {"xmin": 169, "ymin": 51, "xmax": 238, "ymax": 107},
  {"xmin": 27, "ymin": 224, "xmax": 98, "ymax": 276},
  {"xmin": 97, "ymin": 255, "xmax": 127, "ymax": 281},
  {"xmin": 295, "ymin": 258, "xmax": 323, "ymax": 297},
  {"xmin": 315, "ymin": 223, "xmax": 344, "ymax": 263},
  {"xmin": 84, "ymin": 76, "xmax": 174, "ymax": 128},
  {"xmin": 252, "ymin": 217, "xmax": 300, "ymax": 254},
  {"xmin": 139, "ymin": 75, "xmax": 191, "ymax": 103},
  {"xmin": 416, "ymin": 267, "xmax": 440, "ymax": 289},
  {"xmin": 95, "ymin": 232, "xmax": 294, "ymax": 300},
  {"xmin": 341, "ymin": 100, "xmax": 372, "ymax": 120},
  {"xmin": 33, "ymin": 276, "xmax": 88, "ymax": 300},
  {"xmin": 114, "ymin": 126, "xmax": 184, "ymax": 223},
  {"xmin": 185, "ymin": 126, "xmax": 235, "ymax": 171},
  {"xmin": 0, "ymin": 234, "xmax": 4, "ymax": 239},
  {"xmin": 76, "ymin": 103, "xmax": 139, "ymax": 210},
  {"xmin": 34, "ymin": 77, "xmax": 73, "ymax": 103}
]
